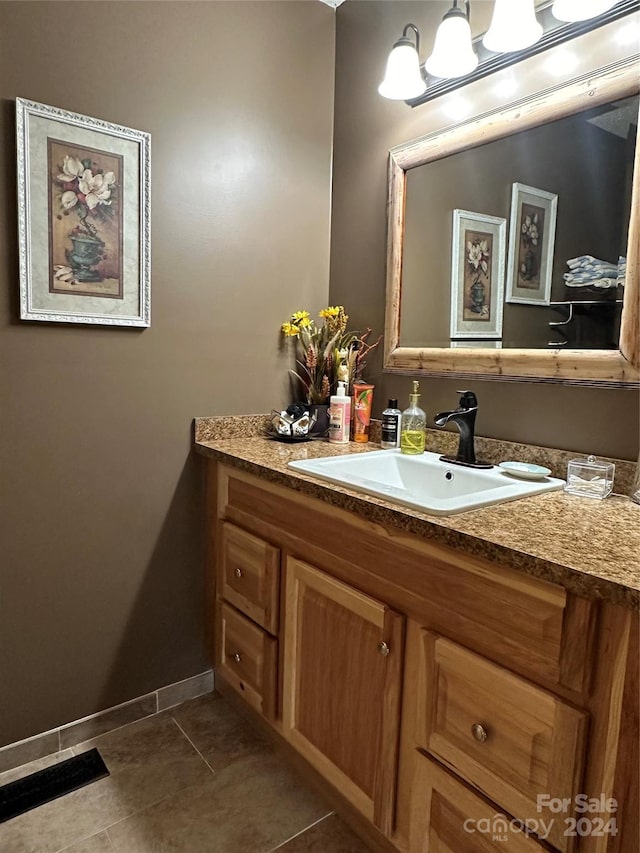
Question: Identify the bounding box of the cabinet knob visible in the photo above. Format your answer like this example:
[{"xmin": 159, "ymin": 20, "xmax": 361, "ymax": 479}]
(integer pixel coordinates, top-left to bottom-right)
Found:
[
  {"xmin": 471, "ymin": 723, "xmax": 488, "ymax": 743},
  {"xmin": 378, "ymin": 641, "xmax": 390, "ymax": 657},
  {"xmin": 233, "ymin": 652, "xmax": 242, "ymax": 664},
  {"xmin": 234, "ymin": 567, "xmax": 243, "ymax": 579}
]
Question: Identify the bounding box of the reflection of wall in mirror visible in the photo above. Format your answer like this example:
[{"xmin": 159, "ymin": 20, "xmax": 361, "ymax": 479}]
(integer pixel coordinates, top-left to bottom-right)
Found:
[{"xmin": 400, "ymin": 95, "xmax": 636, "ymax": 350}]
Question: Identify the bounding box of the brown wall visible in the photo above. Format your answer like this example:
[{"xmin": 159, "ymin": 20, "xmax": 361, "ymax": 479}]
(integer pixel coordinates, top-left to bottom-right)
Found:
[
  {"xmin": 330, "ymin": 0, "xmax": 640, "ymax": 459},
  {"xmin": 0, "ymin": 1, "xmax": 335, "ymax": 746}
]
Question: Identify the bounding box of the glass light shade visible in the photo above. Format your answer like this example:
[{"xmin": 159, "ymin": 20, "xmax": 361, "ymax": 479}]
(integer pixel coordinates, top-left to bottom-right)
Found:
[
  {"xmin": 483, "ymin": 0, "xmax": 543, "ymax": 53},
  {"xmin": 378, "ymin": 42, "xmax": 427, "ymax": 100},
  {"xmin": 552, "ymin": 0, "xmax": 618, "ymax": 22},
  {"xmin": 425, "ymin": 15, "xmax": 478, "ymax": 79}
]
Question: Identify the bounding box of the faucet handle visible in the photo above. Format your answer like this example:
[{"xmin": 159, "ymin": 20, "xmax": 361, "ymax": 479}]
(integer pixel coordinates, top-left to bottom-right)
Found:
[{"xmin": 456, "ymin": 390, "xmax": 478, "ymax": 409}]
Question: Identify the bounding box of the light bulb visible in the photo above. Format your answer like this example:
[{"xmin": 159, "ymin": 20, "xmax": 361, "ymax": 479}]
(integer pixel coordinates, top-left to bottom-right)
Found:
[
  {"xmin": 483, "ymin": 0, "xmax": 543, "ymax": 53},
  {"xmin": 426, "ymin": 5, "xmax": 478, "ymax": 79},
  {"xmin": 552, "ymin": 0, "xmax": 618, "ymax": 22},
  {"xmin": 378, "ymin": 31, "xmax": 427, "ymax": 100}
]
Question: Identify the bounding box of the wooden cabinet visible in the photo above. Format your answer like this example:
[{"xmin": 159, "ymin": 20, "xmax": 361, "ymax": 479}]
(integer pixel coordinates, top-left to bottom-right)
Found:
[
  {"xmin": 207, "ymin": 462, "xmax": 638, "ymax": 853},
  {"xmin": 419, "ymin": 633, "xmax": 587, "ymax": 852},
  {"xmin": 282, "ymin": 557, "xmax": 404, "ymax": 835}
]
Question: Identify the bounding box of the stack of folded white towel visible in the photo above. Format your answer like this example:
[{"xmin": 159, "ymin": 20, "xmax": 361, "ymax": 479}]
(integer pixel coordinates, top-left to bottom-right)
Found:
[{"xmin": 563, "ymin": 255, "xmax": 626, "ymax": 289}]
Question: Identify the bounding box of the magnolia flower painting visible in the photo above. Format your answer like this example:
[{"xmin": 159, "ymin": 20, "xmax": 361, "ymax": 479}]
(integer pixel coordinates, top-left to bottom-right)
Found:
[
  {"xmin": 506, "ymin": 184, "xmax": 557, "ymax": 307},
  {"xmin": 451, "ymin": 209, "xmax": 505, "ymax": 340},
  {"xmin": 516, "ymin": 201, "xmax": 545, "ymax": 289},
  {"xmin": 463, "ymin": 229, "xmax": 493, "ymax": 322},
  {"xmin": 49, "ymin": 140, "xmax": 122, "ymax": 297}
]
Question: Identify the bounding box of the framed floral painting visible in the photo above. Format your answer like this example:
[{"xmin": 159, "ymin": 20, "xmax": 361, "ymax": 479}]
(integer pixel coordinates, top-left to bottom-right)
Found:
[
  {"xmin": 17, "ymin": 98, "xmax": 151, "ymax": 326},
  {"xmin": 450, "ymin": 209, "xmax": 506, "ymax": 340},
  {"xmin": 506, "ymin": 183, "xmax": 557, "ymax": 306}
]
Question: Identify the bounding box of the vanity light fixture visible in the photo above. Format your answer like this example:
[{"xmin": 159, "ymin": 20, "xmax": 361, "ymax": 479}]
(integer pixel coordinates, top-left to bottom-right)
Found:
[
  {"xmin": 552, "ymin": 0, "xmax": 619, "ymax": 22},
  {"xmin": 378, "ymin": 24, "xmax": 427, "ymax": 100},
  {"xmin": 483, "ymin": 0, "xmax": 543, "ymax": 52},
  {"xmin": 380, "ymin": 0, "xmax": 639, "ymax": 107},
  {"xmin": 425, "ymin": 1, "xmax": 478, "ymax": 80}
]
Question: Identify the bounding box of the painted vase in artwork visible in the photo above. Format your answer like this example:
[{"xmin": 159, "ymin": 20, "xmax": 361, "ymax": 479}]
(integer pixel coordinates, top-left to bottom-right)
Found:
[
  {"xmin": 66, "ymin": 234, "xmax": 105, "ymax": 282},
  {"xmin": 520, "ymin": 248, "xmax": 538, "ymax": 282},
  {"xmin": 470, "ymin": 279, "xmax": 486, "ymax": 314}
]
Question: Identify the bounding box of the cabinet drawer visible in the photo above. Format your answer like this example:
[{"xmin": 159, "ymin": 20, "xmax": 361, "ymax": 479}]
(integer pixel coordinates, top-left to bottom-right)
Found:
[
  {"xmin": 220, "ymin": 521, "xmax": 280, "ymax": 634},
  {"xmin": 216, "ymin": 601, "xmax": 277, "ymax": 719},
  {"xmin": 409, "ymin": 752, "xmax": 547, "ymax": 852},
  {"xmin": 419, "ymin": 633, "xmax": 587, "ymax": 853}
]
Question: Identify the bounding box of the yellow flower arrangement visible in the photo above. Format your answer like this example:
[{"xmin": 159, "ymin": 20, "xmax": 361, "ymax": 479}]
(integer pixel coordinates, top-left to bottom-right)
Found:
[{"xmin": 281, "ymin": 306, "xmax": 381, "ymax": 405}]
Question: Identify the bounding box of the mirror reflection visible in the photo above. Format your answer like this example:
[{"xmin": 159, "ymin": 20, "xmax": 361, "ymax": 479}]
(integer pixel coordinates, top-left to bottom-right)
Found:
[{"xmin": 399, "ymin": 94, "xmax": 638, "ymax": 350}]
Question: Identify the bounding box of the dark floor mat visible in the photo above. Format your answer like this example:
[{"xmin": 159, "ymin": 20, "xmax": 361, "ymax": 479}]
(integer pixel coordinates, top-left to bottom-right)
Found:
[{"xmin": 0, "ymin": 748, "xmax": 109, "ymax": 823}]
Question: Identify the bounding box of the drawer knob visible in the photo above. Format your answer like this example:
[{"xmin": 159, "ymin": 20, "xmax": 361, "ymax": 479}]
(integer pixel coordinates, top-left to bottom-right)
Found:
[
  {"xmin": 471, "ymin": 723, "xmax": 488, "ymax": 743},
  {"xmin": 378, "ymin": 641, "xmax": 390, "ymax": 657},
  {"xmin": 233, "ymin": 652, "xmax": 242, "ymax": 664},
  {"xmin": 234, "ymin": 568, "xmax": 243, "ymax": 579}
]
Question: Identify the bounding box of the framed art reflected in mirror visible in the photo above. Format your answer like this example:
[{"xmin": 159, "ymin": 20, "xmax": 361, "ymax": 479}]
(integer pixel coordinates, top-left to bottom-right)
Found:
[
  {"xmin": 450, "ymin": 209, "xmax": 506, "ymax": 339},
  {"xmin": 505, "ymin": 184, "xmax": 558, "ymax": 307}
]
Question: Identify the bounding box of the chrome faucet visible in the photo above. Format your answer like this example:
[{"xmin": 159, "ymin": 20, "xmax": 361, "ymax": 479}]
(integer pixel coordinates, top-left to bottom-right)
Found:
[{"xmin": 434, "ymin": 391, "xmax": 492, "ymax": 469}]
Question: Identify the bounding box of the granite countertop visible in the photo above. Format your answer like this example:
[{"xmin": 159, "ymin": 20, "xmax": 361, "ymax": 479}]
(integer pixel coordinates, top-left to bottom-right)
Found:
[{"xmin": 194, "ymin": 415, "xmax": 639, "ymax": 611}]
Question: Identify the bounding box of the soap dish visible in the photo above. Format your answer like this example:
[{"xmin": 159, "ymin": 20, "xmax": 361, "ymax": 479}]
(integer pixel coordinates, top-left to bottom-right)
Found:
[{"xmin": 499, "ymin": 461, "xmax": 551, "ymax": 481}]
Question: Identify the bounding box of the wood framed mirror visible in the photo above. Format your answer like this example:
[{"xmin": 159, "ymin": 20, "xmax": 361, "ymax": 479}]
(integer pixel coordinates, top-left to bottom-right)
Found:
[{"xmin": 383, "ymin": 59, "xmax": 639, "ymax": 387}]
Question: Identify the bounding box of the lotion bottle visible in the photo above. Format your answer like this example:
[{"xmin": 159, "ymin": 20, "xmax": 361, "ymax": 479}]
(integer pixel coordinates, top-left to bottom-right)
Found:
[
  {"xmin": 329, "ymin": 381, "xmax": 351, "ymax": 444},
  {"xmin": 381, "ymin": 399, "xmax": 402, "ymax": 449},
  {"xmin": 400, "ymin": 381, "xmax": 426, "ymax": 455}
]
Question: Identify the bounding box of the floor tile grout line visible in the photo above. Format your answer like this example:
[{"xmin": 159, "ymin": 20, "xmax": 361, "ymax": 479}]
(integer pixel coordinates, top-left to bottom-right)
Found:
[
  {"xmin": 171, "ymin": 717, "xmax": 217, "ymax": 776},
  {"xmin": 266, "ymin": 810, "xmax": 335, "ymax": 852},
  {"xmin": 3, "ymin": 689, "xmax": 215, "ymax": 776},
  {"xmin": 98, "ymin": 780, "xmax": 206, "ymax": 836},
  {"xmin": 104, "ymin": 826, "xmax": 114, "ymax": 850},
  {"xmin": 54, "ymin": 828, "xmax": 110, "ymax": 853},
  {"xmin": 1, "ymin": 675, "xmax": 212, "ymax": 771},
  {"xmin": 95, "ymin": 718, "xmax": 221, "ymax": 837}
]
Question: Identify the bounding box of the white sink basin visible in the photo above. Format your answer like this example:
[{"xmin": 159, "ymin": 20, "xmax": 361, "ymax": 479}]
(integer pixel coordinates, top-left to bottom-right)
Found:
[{"xmin": 288, "ymin": 449, "xmax": 564, "ymax": 516}]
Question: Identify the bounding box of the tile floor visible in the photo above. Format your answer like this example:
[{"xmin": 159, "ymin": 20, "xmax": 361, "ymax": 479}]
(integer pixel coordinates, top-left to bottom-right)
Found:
[{"xmin": 0, "ymin": 692, "xmax": 373, "ymax": 853}]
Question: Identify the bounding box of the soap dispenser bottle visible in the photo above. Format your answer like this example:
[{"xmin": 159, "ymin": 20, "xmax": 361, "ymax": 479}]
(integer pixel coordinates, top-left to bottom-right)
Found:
[{"xmin": 400, "ymin": 381, "xmax": 426, "ymax": 455}]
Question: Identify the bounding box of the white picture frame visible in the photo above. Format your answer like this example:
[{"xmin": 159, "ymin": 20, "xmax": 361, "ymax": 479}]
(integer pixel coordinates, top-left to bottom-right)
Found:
[
  {"xmin": 506, "ymin": 182, "xmax": 558, "ymax": 306},
  {"xmin": 450, "ymin": 209, "xmax": 506, "ymax": 340},
  {"xmin": 17, "ymin": 98, "xmax": 151, "ymax": 327}
]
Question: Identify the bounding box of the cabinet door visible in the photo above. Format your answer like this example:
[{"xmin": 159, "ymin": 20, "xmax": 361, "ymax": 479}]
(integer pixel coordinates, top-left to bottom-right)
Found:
[{"xmin": 282, "ymin": 557, "xmax": 404, "ymax": 835}]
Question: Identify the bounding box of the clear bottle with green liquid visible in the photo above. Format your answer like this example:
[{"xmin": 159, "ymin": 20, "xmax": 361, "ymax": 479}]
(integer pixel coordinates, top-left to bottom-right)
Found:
[{"xmin": 400, "ymin": 380, "xmax": 426, "ymax": 455}]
